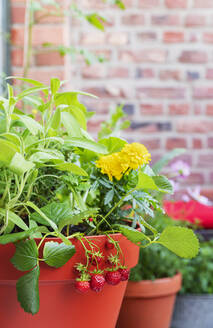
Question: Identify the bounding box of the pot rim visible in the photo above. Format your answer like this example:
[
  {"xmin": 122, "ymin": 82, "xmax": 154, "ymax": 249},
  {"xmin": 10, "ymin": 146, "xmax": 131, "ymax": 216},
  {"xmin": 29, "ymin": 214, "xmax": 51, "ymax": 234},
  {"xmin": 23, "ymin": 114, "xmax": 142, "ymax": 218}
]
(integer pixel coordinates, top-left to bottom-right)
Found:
[{"xmin": 125, "ymin": 272, "xmax": 182, "ymax": 298}]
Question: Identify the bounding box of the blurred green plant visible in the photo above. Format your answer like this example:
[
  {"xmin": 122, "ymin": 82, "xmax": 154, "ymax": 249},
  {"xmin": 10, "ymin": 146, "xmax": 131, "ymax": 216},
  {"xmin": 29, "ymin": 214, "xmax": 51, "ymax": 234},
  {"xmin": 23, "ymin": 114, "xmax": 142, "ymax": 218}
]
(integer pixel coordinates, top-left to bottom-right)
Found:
[{"xmin": 23, "ymin": 0, "xmax": 125, "ymax": 78}]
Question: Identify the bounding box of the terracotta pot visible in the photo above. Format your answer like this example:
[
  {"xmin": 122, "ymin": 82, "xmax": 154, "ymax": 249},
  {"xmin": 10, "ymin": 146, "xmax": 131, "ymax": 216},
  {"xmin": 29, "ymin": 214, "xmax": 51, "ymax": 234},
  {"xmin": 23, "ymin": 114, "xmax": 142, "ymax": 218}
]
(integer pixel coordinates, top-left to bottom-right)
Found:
[
  {"xmin": 116, "ymin": 273, "xmax": 182, "ymax": 328},
  {"xmin": 0, "ymin": 233, "xmax": 139, "ymax": 328}
]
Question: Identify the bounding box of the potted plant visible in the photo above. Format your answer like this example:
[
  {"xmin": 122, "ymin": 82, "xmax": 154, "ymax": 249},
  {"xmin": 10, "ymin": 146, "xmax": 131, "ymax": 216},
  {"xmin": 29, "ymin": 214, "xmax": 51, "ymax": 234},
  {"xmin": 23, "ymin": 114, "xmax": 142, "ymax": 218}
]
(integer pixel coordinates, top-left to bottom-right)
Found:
[
  {"xmin": 0, "ymin": 77, "xmax": 198, "ymax": 328},
  {"xmin": 172, "ymin": 237, "xmax": 213, "ymax": 328},
  {"xmin": 116, "ymin": 215, "xmax": 183, "ymax": 328}
]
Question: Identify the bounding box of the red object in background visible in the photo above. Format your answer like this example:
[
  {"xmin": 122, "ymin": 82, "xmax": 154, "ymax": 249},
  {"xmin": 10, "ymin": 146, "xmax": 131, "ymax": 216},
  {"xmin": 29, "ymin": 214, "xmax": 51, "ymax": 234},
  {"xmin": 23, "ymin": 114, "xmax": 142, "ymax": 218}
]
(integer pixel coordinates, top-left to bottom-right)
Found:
[{"xmin": 164, "ymin": 200, "xmax": 213, "ymax": 228}]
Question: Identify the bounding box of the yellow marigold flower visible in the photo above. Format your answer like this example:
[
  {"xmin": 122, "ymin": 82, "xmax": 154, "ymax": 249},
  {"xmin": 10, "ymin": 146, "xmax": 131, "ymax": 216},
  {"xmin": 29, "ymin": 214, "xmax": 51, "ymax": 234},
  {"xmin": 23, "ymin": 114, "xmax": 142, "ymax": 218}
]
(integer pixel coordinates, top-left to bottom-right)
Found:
[
  {"xmin": 120, "ymin": 142, "xmax": 151, "ymax": 170},
  {"xmin": 96, "ymin": 153, "xmax": 123, "ymax": 181}
]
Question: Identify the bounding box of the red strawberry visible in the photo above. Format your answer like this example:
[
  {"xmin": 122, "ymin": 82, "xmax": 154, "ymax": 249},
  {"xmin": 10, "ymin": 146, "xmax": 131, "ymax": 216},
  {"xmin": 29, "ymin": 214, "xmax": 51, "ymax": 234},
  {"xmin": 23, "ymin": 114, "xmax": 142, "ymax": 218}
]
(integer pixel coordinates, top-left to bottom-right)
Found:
[
  {"xmin": 90, "ymin": 274, "xmax": 105, "ymax": 292},
  {"xmin": 89, "ymin": 251, "xmax": 104, "ymax": 266},
  {"xmin": 105, "ymin": 239, "xmax": 115, "ymax": 250},
  {"xmin": 105, "ymin": 270, "xmax": 121, "ymax": 286},
  {"xmin": 88, "ymin": 217, "xmax": 93, "ymax": 222},
  {"xmin": 118, "ymin": 268, "xmax": 130, "ymax": 281},
  {"xmin": 75, "ymin": 280, "xmax": 90, "ymax": 293}
]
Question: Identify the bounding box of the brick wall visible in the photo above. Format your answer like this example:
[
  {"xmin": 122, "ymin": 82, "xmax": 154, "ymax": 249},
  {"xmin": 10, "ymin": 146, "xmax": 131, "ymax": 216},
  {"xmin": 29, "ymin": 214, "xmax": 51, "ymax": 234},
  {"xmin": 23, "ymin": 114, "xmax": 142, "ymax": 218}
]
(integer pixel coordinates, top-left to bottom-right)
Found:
[{"xmin": 10, "ymin": 0, "xmax": 213, "ymax": 197}]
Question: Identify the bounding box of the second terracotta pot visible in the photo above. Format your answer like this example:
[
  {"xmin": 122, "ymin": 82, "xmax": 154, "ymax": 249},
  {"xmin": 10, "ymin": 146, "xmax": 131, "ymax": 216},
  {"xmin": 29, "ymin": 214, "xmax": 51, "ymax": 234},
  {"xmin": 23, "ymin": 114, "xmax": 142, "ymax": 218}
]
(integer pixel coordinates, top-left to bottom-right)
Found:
[{"xmin": 116, "ymin": 273, "xmax": 182, "ymax": 328}]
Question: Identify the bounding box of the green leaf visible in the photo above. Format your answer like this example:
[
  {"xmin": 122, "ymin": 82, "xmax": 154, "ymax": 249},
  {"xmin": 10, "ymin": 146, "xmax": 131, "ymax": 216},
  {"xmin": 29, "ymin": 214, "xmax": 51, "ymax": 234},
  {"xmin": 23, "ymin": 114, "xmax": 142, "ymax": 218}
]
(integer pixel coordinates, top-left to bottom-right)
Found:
[
  {"xmin": 136, "ymin": 172, "xmax": 158, "ymax": 190},
  {"xmin": 0, "ymin": 133, "xmax": 21, "ymax": 148},
  {"xmin": 6, "ymin": 76, "xmax": 46, "ymax": 87},
  {"xmin": 0, "ymin": 209, "xmax": 28, "ymax": 231},
  {"xmin": 50, "ymin": 108, "xmax": 61, "ymax": 130},
  {"xmin": 29, "ymin": 149, "xmax": 64, "ymax": 163},
  {"xmin": 0, "ymin": 139, "xmax": 18, "ymax": 166},
  {"xmin": 30, "ymin": 202, "xmax": 74, "ymax": 227},
  {"xmin": 61, "ymin": 112, "xmax": 83, "ymax": 138},
  {"xmin": 11, "ymin": 239, "xmax": 38, "ymax": 271},
  {"xmin": 65, "ymin": 137, "xmax": 108, "ymax": 154},
  {"xmin": 51, "ymin": 78, "xmax": 61, "ymax": 95},
  {"xmin": 113, "ymin": 224, "xmax": 149, "ymax": 245},
  {"xmin": 26, "ymin": 201, "xmax": 58, "ymax": 231},
  {"xmin": 55, "ymin": 162, "xmax": 88, "ymax": 176},
  {"xmin": 86, "ymin": 13, "xmax": 105, "ymax": 31},
  {"xmin": 104, "ymin": 189, "xmax": 114, "ymax": 205},
  {"xmin": 153, "ymin": 176, "xmax": 173, "ymax": 194},
  {"xmin": 17, "ymin": 86, "xmax": 49, "ymax": 101},
  {"xmin": 13, "ymin": 115, "xmax": 43, "ymax": 135},
  {"xmin": 43, "ymin": 241, "xmax": 76, "ymax": 268},
  {"xmin": 65, "ymin": 105, "xmax": 87, "ymax": 130},
  {"xmin": 152, "ymin": 148, "xmax": 186, "ymax": 174},
  {"xmin": 99, "ymin": 137, "xmax": 126, "ymax": 153},
  {"xmin": 137, "ymin": 172, "xmax": 173, "ymax": 194},
  {"xmin": 157, "ymin": 226, "xmax": 199, "ymax": 259},
  {"xmin": 0, "ymin": 226, "xmax": 49, "ymax": 245},
  {"xmin": 16, "ymin": 266, "xmax": 40, "ymax": 315},
  {"xmin": 58, "ymin": 208, "xmax": 99, "ymax": 231},
  {"xmin": 9, "ymin": 153, "xmax": 34, "ymax": 175}
]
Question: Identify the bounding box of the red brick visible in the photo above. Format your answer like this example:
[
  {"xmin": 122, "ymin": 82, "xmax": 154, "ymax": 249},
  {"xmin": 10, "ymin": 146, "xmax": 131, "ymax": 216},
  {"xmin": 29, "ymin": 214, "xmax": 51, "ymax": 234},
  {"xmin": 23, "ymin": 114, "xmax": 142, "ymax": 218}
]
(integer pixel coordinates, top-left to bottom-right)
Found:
[
  {"xmin": 11, "ymin": 48, "xmax": 24, "ymax": 66},
  {"xmin": 169, "ymin": 104, "xmax": 190, "ymax": 115},
  {"xmin": 81, "ymin": 32, "xmax": 105, "ymax": 46},
  {"xmin": 194, "ymin": 88, "xmax": 213, "ymax": 99},
  {"xmin": 179, "ymin": 51, "xmax": 208, "ymax": 63},
  {"xmin": 177, "ymin": 120, "xmax": 213, "ymax": 133},
  {"xmin": 35, "ymin": 51, "xmax": 64, "ymax": 66},
  {"xmin": 107, "ymin": 32, "xmax": 128, "ymax": 46},
  {"xmin": 137, "ymin": 88, "xmax": 185, "ymax": 99},
  {"xmin": 203, "ymin": 33, "xmax": 213, "ymax": 43},
  {"xmin": 108, "ymin": 67, "xmax": 129, "ymax": 78},
  {"xmin": 208, "ymin": 137, "xmax": 213, "ymax": 147},
  {"xmin": 151, "ymin": 15, "xmax": 180, "ymax": 26},
  {"xmin": 197, "ymin": 155, "xmax": 213, "ymax": 168},
  {"xmin": 164, "ymin": 32, "xmax": 184, "ymax": 43},
  {"xmin": 11, "ymin": 27, "xmax": 24, "ymax": 46},
  {"xmin": 159, "ymin": 70, "xmax": 182, "ymax": 80},
  {"xmin": 12, "ymin": 68, "xmax": 64, "ymax": 84},
  {"xmin": 136, "ymin": 68, "xmax": 155, "ymax": 78},
  {"xmin": 166, "ymin": 0, "xmax": 188, "ymax": 8},
  {"xmin": 84, "ymin": 100, "xmax": 110, "ymax": 115},
  {"xmin": 82, "ymin": 65, "xmax": 105, "ymax": 79},
  {"xmin": 184, "ymin": 173, "xmax": 204, "ymax": 185},
  {"xmin": 142, "ymin": 139, "xmax": 161, "ymax": 150},
  {"xmin": 32, "ymin": 26, "xmax": 63, "ymax": 46},
  {"xmin": 11, "ymin": 6, "xmax": 25, "ymax": 24},
  {"xmin": 119, "ymin": 49, "xmax": 167, "ymax": 63},
  {"xmin": 84, "ymin": 87, "xmax": 126, "ymax": 98},
  {"xmin": 194, "ymin": 0, "xmax": 213, "ymax": 8},
  {"xmin": 34, "ymin": 9, "xmax": 64, "ymax": 24},
  {"xmin": 206, "ymin": 69, "xmax": 213, "ymax": 79},
  {"xmin": 122, "ymin": 14, "xmax": 145, "ymax": 25},
  {"xmin": 193, "ymin": 139, "xmax": 202, "ymax": 149},
  {"xmin": 88, "ymin": 120, "xmax": 104, "ymax": 132},
  {"xmin": 137, "ymin": 32, "xmax": 157, "ymax": 42},
  {"xmin": 166, "ymin": 138, "xmax": 187, "ymax": 149},
  {"xmin": 138, "ymin": 0, "xmax": 160, "ymax": 8},
  {"xmin": 140, "ymin": 104, "xmax": 163, "ymax": 115},
  {"xmin": 206, "ymin": 105, "xmax": 213, "ymax": 115},
  {"xmin": 185, "ymin": 15, "xmax": 205, "ymax": 27}
]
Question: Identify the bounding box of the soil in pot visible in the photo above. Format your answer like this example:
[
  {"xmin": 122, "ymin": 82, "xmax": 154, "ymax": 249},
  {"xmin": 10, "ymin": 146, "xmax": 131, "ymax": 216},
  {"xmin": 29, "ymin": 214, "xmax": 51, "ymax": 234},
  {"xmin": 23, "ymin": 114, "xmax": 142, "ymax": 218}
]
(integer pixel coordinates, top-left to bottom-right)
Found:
[
  {"xmin": 116, "ymin": 273, "xmax": 182, "ymax": 328},
  {"xmin": 0, "ymin": 233, "xmax": 139, "ymax": 328}
]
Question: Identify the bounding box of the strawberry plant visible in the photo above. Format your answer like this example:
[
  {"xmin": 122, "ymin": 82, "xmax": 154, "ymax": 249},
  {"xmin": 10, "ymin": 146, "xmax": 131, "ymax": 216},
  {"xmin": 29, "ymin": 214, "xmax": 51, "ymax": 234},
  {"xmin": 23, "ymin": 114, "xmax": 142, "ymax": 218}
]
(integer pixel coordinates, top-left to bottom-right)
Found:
[{"xmin": 0, "ymin": 76, "xmax": 199, "ymax": 314}]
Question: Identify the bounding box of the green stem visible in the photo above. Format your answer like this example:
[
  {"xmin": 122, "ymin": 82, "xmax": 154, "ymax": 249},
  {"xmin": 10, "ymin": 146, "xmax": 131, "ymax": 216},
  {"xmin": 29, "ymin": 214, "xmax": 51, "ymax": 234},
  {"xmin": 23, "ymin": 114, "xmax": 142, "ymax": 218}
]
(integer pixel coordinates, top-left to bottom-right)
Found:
[{"xmin": 23, "ymin": 0, "xmax": 34, "ymax": 79}]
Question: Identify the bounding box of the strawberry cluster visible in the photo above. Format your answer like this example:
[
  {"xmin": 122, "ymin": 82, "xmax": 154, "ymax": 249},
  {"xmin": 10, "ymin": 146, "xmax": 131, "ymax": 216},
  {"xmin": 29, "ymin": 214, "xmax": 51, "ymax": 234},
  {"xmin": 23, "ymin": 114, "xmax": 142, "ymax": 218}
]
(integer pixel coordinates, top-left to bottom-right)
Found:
[{"xmin": 74, "ymin": 238, "xmax": 130, "ymax": 294}]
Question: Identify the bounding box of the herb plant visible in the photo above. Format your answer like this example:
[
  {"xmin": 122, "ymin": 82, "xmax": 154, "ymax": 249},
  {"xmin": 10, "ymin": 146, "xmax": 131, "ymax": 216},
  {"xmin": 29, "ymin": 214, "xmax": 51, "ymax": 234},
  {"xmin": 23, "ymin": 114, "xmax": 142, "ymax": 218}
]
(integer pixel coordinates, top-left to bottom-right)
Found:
[{"xmin": 0, "ymin": 77, "xmax": 199, "ymax": 314}]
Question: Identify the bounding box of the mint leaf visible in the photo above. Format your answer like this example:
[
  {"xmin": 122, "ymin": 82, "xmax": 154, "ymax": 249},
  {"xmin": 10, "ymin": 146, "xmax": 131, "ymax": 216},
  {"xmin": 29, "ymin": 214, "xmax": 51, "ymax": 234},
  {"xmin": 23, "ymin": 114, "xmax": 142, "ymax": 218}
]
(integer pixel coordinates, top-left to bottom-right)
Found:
[
  {"xmin": 157, "ymin": 226, "xmax": 199, "ymax": 259},
  {"xmin": 43, "ymin": 242, "xmax": 76, "ymax": 268},
  {"xmin": 17, "ymin": 266, "xmax": 40, "ymax": 315},
  {"xmin": 11, "ymin": 239, "xmax": 38, "ymax": 271}
]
